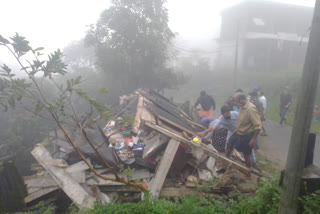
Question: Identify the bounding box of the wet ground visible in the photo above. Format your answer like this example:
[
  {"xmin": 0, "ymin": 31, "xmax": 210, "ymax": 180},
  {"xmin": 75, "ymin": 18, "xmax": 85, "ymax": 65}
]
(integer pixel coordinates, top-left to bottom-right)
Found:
[{"xmin": 258, "ymin": 120, "xmax": 320, "ymax": 169}]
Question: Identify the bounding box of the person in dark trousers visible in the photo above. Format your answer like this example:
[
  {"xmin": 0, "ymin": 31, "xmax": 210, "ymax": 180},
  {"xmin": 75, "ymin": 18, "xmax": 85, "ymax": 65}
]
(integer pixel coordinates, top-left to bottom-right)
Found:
[
  {"xmin": 193, "ymin": 91, "xmax": 216, "ymax": 124},
  {"xmin": 280, "ymin": 87, "xmax": 292, "ymax": 126},
  {"xmin": 226, "ymin": 93, "xmax": 262, "ymax": 168}
]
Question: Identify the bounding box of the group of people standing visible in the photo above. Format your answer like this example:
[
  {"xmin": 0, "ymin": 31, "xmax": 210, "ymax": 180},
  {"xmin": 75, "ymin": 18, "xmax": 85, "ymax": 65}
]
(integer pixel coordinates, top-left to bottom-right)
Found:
[
  {"xmin": 193, "ymin": 88, "xmax": 274, "ymax": 170},
  {"xmin": 193, "ymin": 87, "xmax": 292, "ymax": 170}
]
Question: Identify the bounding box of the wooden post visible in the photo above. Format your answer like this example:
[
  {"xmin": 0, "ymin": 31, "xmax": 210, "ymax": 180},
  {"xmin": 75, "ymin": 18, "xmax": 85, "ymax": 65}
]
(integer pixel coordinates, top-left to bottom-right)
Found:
[
  {"xmin": 278, "ymin": 1, "xmax": 320, "ymax": 213},
  {"xmin": 149, "ymin": 139, "xmax": 180, "ymax": 197}
]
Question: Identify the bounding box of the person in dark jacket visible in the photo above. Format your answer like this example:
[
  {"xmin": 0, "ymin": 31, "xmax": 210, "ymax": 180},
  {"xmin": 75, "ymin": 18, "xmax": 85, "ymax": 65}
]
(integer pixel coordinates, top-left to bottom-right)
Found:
[{"xmin": 193, "ymin": 91, "xmax": 216, "ymax": 124}]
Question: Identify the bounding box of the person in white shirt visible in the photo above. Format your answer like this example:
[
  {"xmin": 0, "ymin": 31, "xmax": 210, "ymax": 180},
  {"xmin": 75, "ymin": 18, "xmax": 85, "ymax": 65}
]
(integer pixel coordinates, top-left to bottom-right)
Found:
[{"xmin": 259, "ymin": 91, "xmax": 267, "ymax": 136}]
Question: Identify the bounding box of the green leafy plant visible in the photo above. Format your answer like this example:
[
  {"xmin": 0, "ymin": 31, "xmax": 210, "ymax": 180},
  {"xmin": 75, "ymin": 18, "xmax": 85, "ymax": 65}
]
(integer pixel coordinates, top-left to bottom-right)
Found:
[
  {"xmin": 301, "ymin": 190, "xmax": 320, "ymax": 214},
  {"xmin": 0, "ymin": 33, "xmax": 147, "ymax": 197}
]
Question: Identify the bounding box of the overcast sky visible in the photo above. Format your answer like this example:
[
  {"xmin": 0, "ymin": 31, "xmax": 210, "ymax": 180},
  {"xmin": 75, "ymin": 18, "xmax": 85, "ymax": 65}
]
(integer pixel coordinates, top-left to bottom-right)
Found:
[{"xmin": 0, "ymin": 0, "xmax": 316, "ymax": 62}]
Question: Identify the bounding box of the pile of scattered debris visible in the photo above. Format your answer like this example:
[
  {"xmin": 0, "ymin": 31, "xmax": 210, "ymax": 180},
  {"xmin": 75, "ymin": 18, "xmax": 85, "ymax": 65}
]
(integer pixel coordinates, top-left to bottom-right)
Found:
[{"xmin": 23, "ymin": 89, "xmax": 262, "ymax": 208}]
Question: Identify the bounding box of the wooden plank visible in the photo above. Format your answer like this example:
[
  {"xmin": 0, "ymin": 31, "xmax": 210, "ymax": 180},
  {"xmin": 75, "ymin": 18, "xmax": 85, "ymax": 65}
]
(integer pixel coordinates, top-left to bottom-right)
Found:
[
  {"xmin": 65, "ymin": 161, "xmax": 89, "ymax": 174},
  {"xmin": 43, "ymin": 159, "xmax": 68, "ymax": 168},
  {"xmin": 25, "ymin": 177, "xmax": 58, "ymax": 188},
  {"xmin": 31, "ymin": 144, "xmax": 96, "ymax": 208},
  {"xmin": 144, "ymin": 122, "xmax": 259, "ymax": 177},
  {"xmin": 99, "ymin": 185, "xmax": 141, "ymax": 192},
  {"xmin": 158, "ymin": 115, "xmax": 196, "ymax": 136},
  {"xmin": 102, "ymin": 170, "xmax": 153, "ymax": 181},
  {"xmin": 185, "ymin": 118, "xmax": 206, "ymax": 129},
  {"xmin": 132, "ymin": 95, "xmax": 144, "ymax": 134},
  {"xmin": 24, "ymin": 187, "xmax": 59, "ymax": 204},
  {"xmin": 159, "ymin": 122, "xmax": 186, "ymax": 138},
  {"xmin": 160, "ymin": 186, "xmax": 224, "ymax": 199},
  {"xmin": 143, "ymin": 134, "xmax": 166, "ymax": 158},
  {"xmin": 87, "ymin": 169, "xmax": 153, "ymax": 185},
  {"xmin": 86, "ymin": 177, "xmax": 125, "ymax": 186},
  {"xmin": 149, "ymin": 138, "xmax": 180, "ymax": 197},
  {"xmin": 141, "ymin": 107, "xmax": 156, "ymax": 124},
  {"xmin": 69, "ymin": 171, "xmax": 86, "ymax": 183},
  {"xmin": 27, "ymin": 187, "xmax": 42, "ymax": 195}
]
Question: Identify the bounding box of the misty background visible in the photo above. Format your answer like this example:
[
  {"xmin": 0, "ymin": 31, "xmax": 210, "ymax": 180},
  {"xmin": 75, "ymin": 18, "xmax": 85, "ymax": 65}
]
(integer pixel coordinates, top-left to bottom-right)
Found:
[
  {"xmin": 0, "ymin": 0, "xmax": 315, "ymax": 60},
  {"xmin": 0, "ymin": 0, "xmax": 319, "ymax": 176}
]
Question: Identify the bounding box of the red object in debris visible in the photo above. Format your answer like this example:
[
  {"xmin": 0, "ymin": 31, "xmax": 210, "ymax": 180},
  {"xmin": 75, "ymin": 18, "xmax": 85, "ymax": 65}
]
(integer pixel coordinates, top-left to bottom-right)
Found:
[
  {"xmin": 144, "ymin": 156, "xmax": 154, "ymax": 163},
  {"xmin": 180, "ymin": 144, "xmax": 187, "ymax": 149},
  {"xmin": 124, "ymin": 138, "xmax": 133, "ymax": 143}
]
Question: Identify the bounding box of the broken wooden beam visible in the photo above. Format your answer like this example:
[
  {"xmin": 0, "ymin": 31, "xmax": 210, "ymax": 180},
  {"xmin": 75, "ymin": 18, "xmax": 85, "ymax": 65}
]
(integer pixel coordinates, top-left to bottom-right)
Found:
[
  {"xmin": 24, "ymin": 187, "xmax": 59, "ymax": 204},
  {"xmin": 142, "ymin": 134, "xmax": 167, "ymax": 158},
  {"xmin": 31, "ymin": 144, "xmax": 96, "ymax": 208},
  {"xmin": 132, "ymin": 95, "xmax": 144, "ymax": 134},
  {"xmin": 149, "ymin": 139, "xmax": 180, "ymax": 197},
  {"xmin": 65, "ymin": 160, "xmax": 89, "ymax": 174},
  {"xmin": 24, "ymin": 177, "xmax": 58, "ymax": 189},
  {"xmin": 158, "ymin": 115, "xmax": 197, "ymax": 136},
  {"xmin": 144, "ymin": 122, "xmax": 261, "ymax": 177}
]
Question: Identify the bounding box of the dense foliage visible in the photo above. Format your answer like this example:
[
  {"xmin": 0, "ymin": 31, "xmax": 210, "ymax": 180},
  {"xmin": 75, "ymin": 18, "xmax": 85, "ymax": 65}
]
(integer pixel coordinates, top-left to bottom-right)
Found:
[{"xmin": 86, "ymin": 0, "xmax": 183, "ymax": 94}]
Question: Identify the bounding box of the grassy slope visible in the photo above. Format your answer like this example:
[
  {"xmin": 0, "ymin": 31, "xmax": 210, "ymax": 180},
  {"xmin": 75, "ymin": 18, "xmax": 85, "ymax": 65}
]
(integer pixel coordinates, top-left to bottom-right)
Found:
[{"xmin": 167, "ymin": 70, "xmax": 320, "ymax": 134}]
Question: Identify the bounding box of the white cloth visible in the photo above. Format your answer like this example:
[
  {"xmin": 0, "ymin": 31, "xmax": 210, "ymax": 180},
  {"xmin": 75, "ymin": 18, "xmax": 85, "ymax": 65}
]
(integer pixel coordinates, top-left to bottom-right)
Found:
[{"xmin": 259, "ymin": 96, "xmax": 267, "ymax": 110}]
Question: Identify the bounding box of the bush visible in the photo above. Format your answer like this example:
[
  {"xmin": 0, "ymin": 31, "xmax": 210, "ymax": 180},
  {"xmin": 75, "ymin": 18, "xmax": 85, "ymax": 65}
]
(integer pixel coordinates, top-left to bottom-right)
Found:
[
  {"xmin": 301, "ymin": 190, "xmax": 320, "ymax": 214},
  {"xmin": 80, "ymin": 178, "xmax": 281, "ymax": 214},
  {"xmin": 228, "ymin": 177, "xmax": 281, "ymax": 214},
  {"xmin": 85, "ymin": 195, "xmax": 227, "ymax": 214},
  {"xmin": 15, "ymin": 178, "xmax": 320, "ymax": 214}
]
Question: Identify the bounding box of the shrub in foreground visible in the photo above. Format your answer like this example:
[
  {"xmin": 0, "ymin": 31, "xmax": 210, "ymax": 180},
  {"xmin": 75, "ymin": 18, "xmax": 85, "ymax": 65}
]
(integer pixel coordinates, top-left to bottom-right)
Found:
[{"xmin": 15, "ymin": 178, "xmax": 320, "ymax": 214}]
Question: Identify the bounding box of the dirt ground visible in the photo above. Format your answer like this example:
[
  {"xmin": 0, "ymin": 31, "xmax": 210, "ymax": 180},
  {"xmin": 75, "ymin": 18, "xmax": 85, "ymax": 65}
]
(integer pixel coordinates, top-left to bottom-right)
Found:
[{"xmin": 258, "ymin": 120, "xmax": 320, "ymax": 170}]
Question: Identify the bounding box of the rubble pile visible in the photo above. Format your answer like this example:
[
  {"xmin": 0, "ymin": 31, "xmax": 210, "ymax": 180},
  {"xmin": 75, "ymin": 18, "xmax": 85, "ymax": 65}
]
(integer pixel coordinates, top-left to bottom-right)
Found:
[{"xmin": 23, "ymin": 90, "xmax": 261, "ymax": 208}]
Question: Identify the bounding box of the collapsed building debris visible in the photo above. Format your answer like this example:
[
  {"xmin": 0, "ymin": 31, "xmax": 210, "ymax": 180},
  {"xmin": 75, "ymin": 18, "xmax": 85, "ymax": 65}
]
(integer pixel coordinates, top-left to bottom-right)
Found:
[{"xmin": 24, "ymin": 89, "xmax": 263, "ymax": 208}]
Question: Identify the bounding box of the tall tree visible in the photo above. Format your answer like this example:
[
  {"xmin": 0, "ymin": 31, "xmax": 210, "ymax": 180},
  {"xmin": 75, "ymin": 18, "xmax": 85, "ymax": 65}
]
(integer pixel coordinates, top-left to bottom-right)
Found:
[
  {"xmin": 86, "ymin": 0, "xmax": 179, "ymax": 94},
  {"xmin": 63, "ymin": 39, "xmax": 95, "ymax": 72}
]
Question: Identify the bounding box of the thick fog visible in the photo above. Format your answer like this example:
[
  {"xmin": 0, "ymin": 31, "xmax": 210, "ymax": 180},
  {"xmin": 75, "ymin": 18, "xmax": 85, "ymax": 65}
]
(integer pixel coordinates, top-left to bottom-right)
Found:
[
  {"xmin": 0, "ymin": 0, "xmax": 315, "ymax": 60},
  {"xmin": 1, "ymin": 1, "xmax": 320, "ymax": 212}
]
